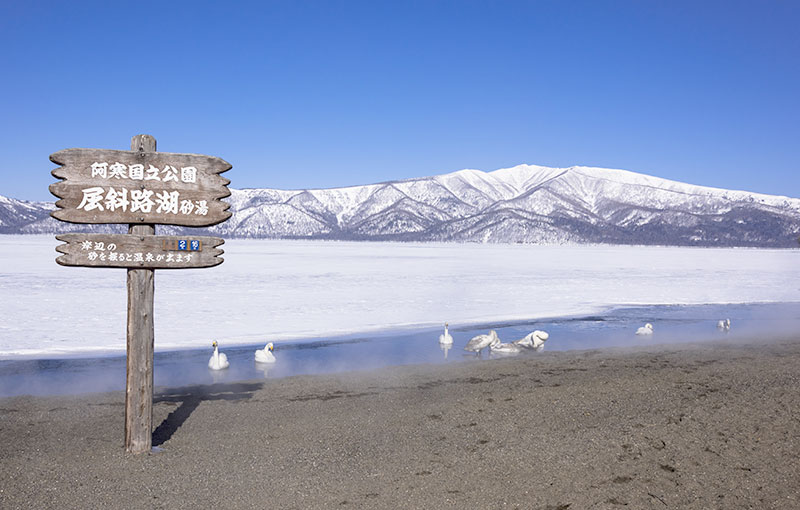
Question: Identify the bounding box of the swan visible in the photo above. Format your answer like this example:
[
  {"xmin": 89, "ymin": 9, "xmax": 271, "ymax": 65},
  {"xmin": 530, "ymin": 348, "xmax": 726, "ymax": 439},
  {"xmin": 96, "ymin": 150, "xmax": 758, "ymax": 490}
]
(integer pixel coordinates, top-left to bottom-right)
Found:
[
  {"xmin": 490, "ymin": 341, "xmax": 523, "ymax": 355},
  {"xmin": 208, "ymin": 341, "xmax": 230, "ymax": 370},
  {"xmin": 635, "ymin": 323, "xmax": 654, "ymax": 336},
  {"xmin": 513, "ymin": 330, "xmax": 549, "ymax": 352},
  {"xmin": 717, "ymin": 319, "xmax": 731, "ymax": 331},
  {"xmin": 464, "ymin": 330, "xmax": 500, "ymax": 355},
  {"xmin": 255, "ymin": 342, "xmax": 276, "ymax": 363},
  {"xmin": 439, "ymin": 323, "xmax": 453, "ymax": 345}
]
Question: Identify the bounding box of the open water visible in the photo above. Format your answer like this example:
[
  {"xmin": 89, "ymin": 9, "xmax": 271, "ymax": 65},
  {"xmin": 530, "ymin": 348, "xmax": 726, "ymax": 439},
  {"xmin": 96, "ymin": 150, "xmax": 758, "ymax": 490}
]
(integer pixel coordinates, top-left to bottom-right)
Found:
[{"xmin": 1, "ymin": 301, "xmax": 797, "ymax": 397}]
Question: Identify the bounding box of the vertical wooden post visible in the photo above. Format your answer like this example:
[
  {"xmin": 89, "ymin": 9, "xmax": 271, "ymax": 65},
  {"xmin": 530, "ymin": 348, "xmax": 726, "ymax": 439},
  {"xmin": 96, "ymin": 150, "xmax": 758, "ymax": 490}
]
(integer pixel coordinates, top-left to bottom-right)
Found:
[{"xmin": 125, "ymin": 134, "xmax": 156, "ymax": 453}]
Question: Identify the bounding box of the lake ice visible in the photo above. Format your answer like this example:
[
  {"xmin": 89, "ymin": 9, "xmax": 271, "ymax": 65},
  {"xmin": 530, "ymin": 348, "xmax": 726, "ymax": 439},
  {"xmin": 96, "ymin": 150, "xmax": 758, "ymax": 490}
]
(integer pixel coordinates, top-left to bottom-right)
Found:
[{"xmin": 2, "ymin": 235, "xmax": 799, "ymax": 358}]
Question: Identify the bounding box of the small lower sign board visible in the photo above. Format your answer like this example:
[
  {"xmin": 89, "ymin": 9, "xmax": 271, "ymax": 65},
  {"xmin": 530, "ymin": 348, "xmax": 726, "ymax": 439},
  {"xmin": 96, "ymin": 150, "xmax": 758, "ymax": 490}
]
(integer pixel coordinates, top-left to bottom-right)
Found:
[{"xmin": 55, "ymin": 233, "xmax": 224, "ymax": 269}]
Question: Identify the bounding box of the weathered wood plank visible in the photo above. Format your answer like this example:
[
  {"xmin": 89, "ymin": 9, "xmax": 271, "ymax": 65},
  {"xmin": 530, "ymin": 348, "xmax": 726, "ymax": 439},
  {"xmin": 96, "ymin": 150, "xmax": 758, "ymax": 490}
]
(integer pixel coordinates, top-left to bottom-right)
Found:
[
  {"xmin": 49, "ymin": 147, "xmax": 231, "ymax": 227},
  {"xmin": 125, "ymin": 135, "xmax": 156, "ymax": 455},
  {"xmin": 125, "ymin": 224, "xmax": 155, "ymax": 454},
  {"xmin": 48, "ymin": 184, "xmax": 231, "ymax": 227},
  {"xmin": 56, "ymin": 233, "xmax": 224, "ymax": 269},
  {"xmin": 50, "ymin": 148, "xmax": 231, "ymax": 187}
]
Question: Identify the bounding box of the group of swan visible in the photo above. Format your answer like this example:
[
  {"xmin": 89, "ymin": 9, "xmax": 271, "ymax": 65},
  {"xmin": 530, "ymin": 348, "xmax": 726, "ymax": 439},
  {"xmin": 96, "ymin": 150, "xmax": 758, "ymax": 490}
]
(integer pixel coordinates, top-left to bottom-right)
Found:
[
  {"xmin": 208, "ymin": 341, "xmax": 276, "ymax": 371},
  {"xmin": 210, "ymin": 316, "xmax": 735, "ymax": 371},
  {"xmin": 459, "ymin": 327, "xmax": 549, "ymax": 356},
  {"xmin": 634, "ymin": 318, "xmax": 732, "ymax": 337}
]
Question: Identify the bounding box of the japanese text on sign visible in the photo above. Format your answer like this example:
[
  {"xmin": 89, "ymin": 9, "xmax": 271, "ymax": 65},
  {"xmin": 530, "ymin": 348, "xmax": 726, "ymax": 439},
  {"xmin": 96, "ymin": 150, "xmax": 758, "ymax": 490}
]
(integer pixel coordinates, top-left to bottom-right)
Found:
[
  {"xmin": 78, "ymin": 240, "xmax": 196, "ymax": 264},
  {"xmin": 76, "ymin": 187, "xmax": 209, "ymax": 216},
  {"xmin": 76, "ymin": 161, "xmax": 208, "ymax": 217},
  {"xmin": 89, "ymin": 162, "xmax": 197, "ymax": 183}
]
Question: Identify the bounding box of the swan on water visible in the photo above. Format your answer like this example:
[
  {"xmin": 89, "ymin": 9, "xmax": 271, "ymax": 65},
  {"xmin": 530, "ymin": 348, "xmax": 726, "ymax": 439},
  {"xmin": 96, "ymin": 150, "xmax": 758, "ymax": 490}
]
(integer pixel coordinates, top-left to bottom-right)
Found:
[
  {"xmin": 439, "ymin": 323, "xmax": 453, "ymax": 345},
  {"xmin": 513, "ymin": 330, "xmax": 549, "ymax": 352},
  {"xmin": 208, "ymin": 341, "xmax": 230, "ymax": 370},
  {"xmin": 635, "ymin": 323, "xmax": 654, "ymax": 336},
  {"xmin": 490, "ymin": 341, "xmax": 523, "ymax": 355},
  {"xmin": 255, "ymin": 342, "xmax": 276, "ymax": 363},
  {"xmin": 717, "ymin": 319, "xmax": 731, "ymax": 331},
  {"xmin": 464, "ymin": 330, "xmax": 500, "ymax": 355}
]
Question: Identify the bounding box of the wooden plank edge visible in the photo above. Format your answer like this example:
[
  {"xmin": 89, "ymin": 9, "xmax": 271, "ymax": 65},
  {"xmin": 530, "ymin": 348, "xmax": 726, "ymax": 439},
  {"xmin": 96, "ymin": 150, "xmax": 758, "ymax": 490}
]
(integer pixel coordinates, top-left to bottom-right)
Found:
[
  {"xmin": 50, "ymin": 148, "xmax": 231, "ymax": 173},
  {"xmin": 54, "ymin": 253, "xmax": 225, "ymax": 269},
  {"xmin": 49, "ymin": 209, "xmax": 232, "ymax": 227},
  {"xmin": 54, "ymin": 232, "xmax": 225, "ymax": 243}
]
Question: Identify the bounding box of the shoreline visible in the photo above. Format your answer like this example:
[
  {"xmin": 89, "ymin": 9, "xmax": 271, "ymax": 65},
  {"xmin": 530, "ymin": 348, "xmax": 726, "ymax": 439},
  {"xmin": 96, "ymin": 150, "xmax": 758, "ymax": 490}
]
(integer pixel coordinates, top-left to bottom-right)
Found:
[
  {"xmin": 2, "ymin": 335, "xmax": 799, "ymax": 508},
  {"xmin": 3, "ymin": 301, "xmax": 800, "ymax": 398}
]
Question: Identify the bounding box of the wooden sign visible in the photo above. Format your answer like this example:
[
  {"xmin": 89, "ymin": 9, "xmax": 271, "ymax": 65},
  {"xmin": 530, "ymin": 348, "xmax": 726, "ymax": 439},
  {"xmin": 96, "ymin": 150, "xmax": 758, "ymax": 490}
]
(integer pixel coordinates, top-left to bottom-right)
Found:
[
  {"xmin": 49, "ymin": 148, "xmax": 231, "ymax": 227},
  {"xmin": 55, "ymin": 234, "xmax": 224, "ymax": 269},
  {"xmin": 51, "ymin": 135, "xmax": 233, "ymax": 455}
]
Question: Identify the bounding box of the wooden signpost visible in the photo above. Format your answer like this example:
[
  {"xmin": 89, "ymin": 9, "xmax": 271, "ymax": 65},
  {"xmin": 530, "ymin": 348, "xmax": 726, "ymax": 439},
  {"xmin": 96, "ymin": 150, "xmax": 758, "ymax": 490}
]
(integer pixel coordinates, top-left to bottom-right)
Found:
[{"xmin": 50, "ymin": 135, "xmax": 231, "ymax": 454}]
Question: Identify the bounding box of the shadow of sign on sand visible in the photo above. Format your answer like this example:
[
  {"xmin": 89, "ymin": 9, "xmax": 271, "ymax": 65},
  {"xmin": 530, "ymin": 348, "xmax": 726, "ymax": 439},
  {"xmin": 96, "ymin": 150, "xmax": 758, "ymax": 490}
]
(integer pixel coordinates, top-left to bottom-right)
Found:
[{"xmin": 152, "ymin": 382, "xmax": 263, "ymax": 446}]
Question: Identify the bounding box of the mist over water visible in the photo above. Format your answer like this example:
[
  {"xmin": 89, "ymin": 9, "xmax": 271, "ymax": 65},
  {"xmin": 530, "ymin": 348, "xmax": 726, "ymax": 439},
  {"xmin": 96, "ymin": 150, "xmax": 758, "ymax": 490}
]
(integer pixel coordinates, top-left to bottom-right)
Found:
[{"xmin": 2, "ymin": 302, "xmax": 798, "ymax": 397}]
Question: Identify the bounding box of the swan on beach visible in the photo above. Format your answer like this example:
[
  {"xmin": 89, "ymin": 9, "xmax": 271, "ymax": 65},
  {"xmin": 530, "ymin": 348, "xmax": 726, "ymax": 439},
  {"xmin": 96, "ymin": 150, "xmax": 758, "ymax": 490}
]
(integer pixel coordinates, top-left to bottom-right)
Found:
[
  {"xmin": 464, "ymin": 330, "xmax": 500, "ymax": 355},
  {"xmin": 717, "ymin": 319, "xmax": 731, "ymax": 332},
  {"xmin": 513, "ymin": 330, "xmax": 549, "ymax": 352},
  {"xmin": 208, "ymin": 341, "xmax": 230, "ymax": 370},
  {"xmin": 255, "ymin": 342, "xmax": 276, "ymax": 363},
  {"xmin": 439, "ymin": 323, "xmax": 453, "ymax": 345},
  {"xmin": 636, "ymin": 323, "xmax": 654, "ymax": 336}
]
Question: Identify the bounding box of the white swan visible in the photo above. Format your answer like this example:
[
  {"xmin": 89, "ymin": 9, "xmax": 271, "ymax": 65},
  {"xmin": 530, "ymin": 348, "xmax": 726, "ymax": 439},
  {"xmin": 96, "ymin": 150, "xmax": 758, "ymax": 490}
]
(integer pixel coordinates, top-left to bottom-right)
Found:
[
  {"xmin": 636, "ymin": 323, "xmax": 654, "ymax": 336},
  {"xmin": 464, "ymin": 330, "xmax": 500, "ymax": 355},
  {"xmin": 513, "ymin": 330, "xmax": 549, "ymax": 352},
  {"xmin": 208, "ymin": 341, "xmax": 230, "ymax": 370},
  {"xmin": 255, "ymin": 342, "xmax": 276, "ymax": 363},
  {"xmin": 490, "ymin": 341, "xmax": 523, "ymax": 355},
  {"xmin": 717, "ymin": 319, "xmax": 731, "ymax": 331},
  {"xmin": 439, "ymin": 323, "xmax": 453, "ymax": 345}
]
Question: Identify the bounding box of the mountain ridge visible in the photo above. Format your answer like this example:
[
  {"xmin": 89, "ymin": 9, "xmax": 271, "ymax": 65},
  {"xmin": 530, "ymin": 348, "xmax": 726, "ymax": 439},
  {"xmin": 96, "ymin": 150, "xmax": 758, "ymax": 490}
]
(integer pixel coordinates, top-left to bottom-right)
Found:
[{"xmin": 3, "ymin": 164, "xmax": 799, "ymax": 247}]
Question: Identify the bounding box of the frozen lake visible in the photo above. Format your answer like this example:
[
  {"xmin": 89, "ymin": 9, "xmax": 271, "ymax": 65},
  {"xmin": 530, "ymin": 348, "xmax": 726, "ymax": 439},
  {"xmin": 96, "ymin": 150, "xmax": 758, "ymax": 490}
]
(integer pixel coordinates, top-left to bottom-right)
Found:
[
  {"xmin": 1, "ymin": 235, "xmax": 799, "ymax": 358},
  {"xmin": 1, "ymin": 236, "xmax": 800, "ymax": 396}
]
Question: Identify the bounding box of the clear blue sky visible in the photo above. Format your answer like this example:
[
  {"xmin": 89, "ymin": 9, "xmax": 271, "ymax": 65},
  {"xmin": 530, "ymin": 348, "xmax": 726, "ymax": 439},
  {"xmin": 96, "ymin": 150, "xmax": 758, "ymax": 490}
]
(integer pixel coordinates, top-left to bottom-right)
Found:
[{"xmin": 2, "ymin": 0, "xmax": 798, "ymax": 202}]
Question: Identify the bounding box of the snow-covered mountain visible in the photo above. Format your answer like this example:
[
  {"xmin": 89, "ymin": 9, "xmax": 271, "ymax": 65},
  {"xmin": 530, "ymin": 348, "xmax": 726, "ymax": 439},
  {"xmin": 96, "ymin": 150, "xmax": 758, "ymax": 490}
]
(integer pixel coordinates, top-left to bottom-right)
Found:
[
  {"xmin": 4, "ymin": 164, "xmax": 800, "ymax": 246},
  {"xmin": 0, "ymin": 195, "xmax": 56, "ymax": 234}
]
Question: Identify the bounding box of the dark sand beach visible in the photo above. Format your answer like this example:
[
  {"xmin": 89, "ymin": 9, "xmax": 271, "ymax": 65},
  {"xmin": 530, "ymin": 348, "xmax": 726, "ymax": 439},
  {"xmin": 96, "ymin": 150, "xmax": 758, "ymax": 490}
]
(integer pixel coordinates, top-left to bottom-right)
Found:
[{"xmin": 2, "ymin": 336, "xmax": 799, "ymax": 509}]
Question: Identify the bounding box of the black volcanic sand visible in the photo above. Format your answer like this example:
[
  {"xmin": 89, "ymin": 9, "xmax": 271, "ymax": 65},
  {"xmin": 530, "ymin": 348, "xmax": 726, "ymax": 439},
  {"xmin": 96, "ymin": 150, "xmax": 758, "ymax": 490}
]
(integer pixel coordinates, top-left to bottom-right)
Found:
[{"xmin": 2, "ymin": 337, "xmax": 799, "ymax": 509}]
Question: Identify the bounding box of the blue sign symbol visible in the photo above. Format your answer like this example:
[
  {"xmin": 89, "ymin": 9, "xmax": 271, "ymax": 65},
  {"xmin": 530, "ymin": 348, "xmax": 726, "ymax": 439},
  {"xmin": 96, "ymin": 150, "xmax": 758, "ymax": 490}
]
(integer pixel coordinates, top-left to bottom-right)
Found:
[
  {"xmin": 190, "ymin": 240, "xmax": 200, "ymax": 251},
  {"xmin": 178, "ymin": 240, "xmax": 187, "ymax": 251}
]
